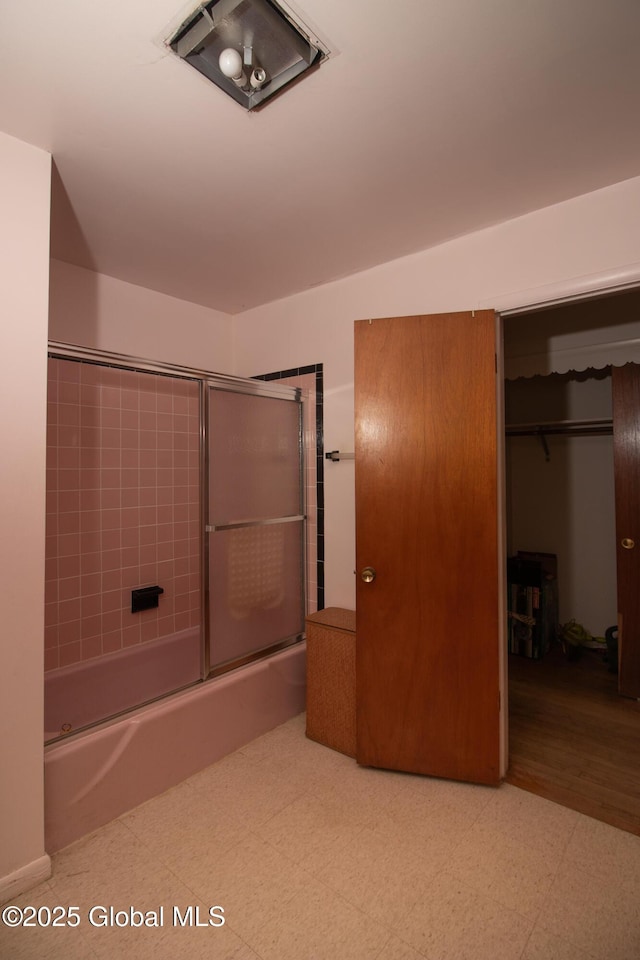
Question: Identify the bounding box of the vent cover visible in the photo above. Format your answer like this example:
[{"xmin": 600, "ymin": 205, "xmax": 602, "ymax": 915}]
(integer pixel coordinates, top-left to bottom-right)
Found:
[{"xmin": 166, "ymin": 0, "xmax": 331, "ymax": 110}]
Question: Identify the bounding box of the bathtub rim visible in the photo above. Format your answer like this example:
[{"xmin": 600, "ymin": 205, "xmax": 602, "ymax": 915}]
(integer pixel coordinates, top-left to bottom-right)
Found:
[
  {"xmin": 44, "ymin": 639, "xmax": 307, "ymax": 853},
  {"xmin": 44, "ymin": 635, "xmax": 306, "ymax": 755},
  {"xmin": 44, "ymin": 626, "xmax": 202, "ymax": 747}
]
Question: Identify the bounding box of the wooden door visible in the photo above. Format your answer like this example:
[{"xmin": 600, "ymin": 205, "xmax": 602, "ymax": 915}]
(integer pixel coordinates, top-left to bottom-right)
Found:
[
  {"xmin": 612, "ymin": 363, "xmax": 640, "ymax": 699},
  {"xmin": 354, "ymin": 312, "xmax": 503, "ymax": 785}
]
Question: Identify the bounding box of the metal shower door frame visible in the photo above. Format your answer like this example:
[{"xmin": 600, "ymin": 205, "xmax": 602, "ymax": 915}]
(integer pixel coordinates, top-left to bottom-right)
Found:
[{"xmin": 203, "ymin": 376, "xmax": 306, "ymax": 679}]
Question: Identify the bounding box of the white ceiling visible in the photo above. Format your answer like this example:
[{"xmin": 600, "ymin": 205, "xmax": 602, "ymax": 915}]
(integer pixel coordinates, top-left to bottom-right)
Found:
[{"xmin": 2, "ymin": 0, "xmax": 640, "ymax": 314}]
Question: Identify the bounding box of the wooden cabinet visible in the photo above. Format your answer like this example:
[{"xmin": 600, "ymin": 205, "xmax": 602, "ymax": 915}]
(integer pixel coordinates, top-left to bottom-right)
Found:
[{"xmin": 305, "ymin": 607, "xmax": 356, "ymax": 758}]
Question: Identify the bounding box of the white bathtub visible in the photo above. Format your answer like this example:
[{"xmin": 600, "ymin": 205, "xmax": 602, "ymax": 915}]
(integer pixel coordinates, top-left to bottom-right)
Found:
[{"xmin": 44, "ymin": 642, "xmax": 306, "ymax": 852}]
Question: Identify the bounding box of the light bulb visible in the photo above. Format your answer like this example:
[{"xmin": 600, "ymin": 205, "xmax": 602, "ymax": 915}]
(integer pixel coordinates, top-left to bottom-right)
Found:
[{"xmin": 218, "ymin": 48, "xmax": 243, "ymax": 80}]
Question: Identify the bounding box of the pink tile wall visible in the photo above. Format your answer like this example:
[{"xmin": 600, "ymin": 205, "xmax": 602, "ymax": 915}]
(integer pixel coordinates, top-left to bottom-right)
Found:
[{"xmin": 45, "ymin": 358, "xmax": 201, "ymax": 671}]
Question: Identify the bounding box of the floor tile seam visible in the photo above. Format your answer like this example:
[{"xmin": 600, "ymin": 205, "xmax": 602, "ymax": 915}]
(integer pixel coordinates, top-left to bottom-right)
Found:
[
  {"xmin": 208, "ymin": 914, "xmax": 270, "ymax": 960},
  {"xmin": 382, "ymin": 865, "xmax": 455, "ymax": 940},
  {"xmin": 262, "ymin": 787, "xmax": 376, "ymax": 837},
  {"xmin": 49, "ymin": 830, "xmax": 146, "ymax": 885},
  {"xmin": 75, "ymin": 937, "xmax": 103, "ymax": 960},
  {"xmin": 185, "ymin": 774, "xmax": 312, "ymax": 819},
  {"xmin": 402, "ymin": 890, "xmax": 534, "ymax": 960},
  {"xmin": 372, "ymin": 931, "xmax": 429, "ymax": 960},
  {"xmin": 250, "ymin": 830, "xmax": 329, "ymax": 877},
  {"xmin": 307, "ymin": 776, "xmax": 397, "ymax": 808},
  {"xmin": 116, "ymin": 779, "xmax": 200, "ymax": 823},
  {"xmin": 441, "ymin": 858, "xmax": 553, "ymax": 926},
  {"xmin": 322, "ymin": 809, "xmax": 375, "ymax": 844},
  {"xmin": 452, "ymin": 818, "xmax": 578, "ymax": 869},
  {"xmin": 300, "ymin": 872, "xmax": 394, "ymax": 938},
  {"xmin": 252, "ymin": 793, "xmax": 322, "ymax": 827},
  {"xmin": 517, "ymin": 921, "xmax": 536, "ymax": 960},
  {"xmin": 371, "ymin": 932, "xmax": 397, "ymax": 960},
  {"xmin": 0, "ymin": 908, "xmax": 102, "ymax": 960},
  {"xmin": 551, "ymin": 846, "xmax": 640, "ymax": 892},
  {"xmin": 399, "ymin": 776, "xmax": 497, "ymax": 817},
  {"xmin": 321, "ymin": 820, "xmax": 458, "ymax": 879},
  {"xmin": 236, "ymin": 738, "xmax": 307, "ymax": 765},
  {"xmin": 570, "ymin": 809, "xmax": 640, "ymax": 845},
  {"xmin": 113, "ymin": 813, "xmax": 232, "ymax": 892},
  {"xmin": 52, "ymin": 820, "xmax": 121, "ymax": 861},
  {"xmin": 141, "ymin": 855, "xmax": 248, "ymax": 916},
  {"xmin": 368, "ymin": 816, "xmax": 479, "ymax": 856},
  {"xmin": 618, "ymin": 874, "xmax": 640, "ymax": 901},
  {"xmin": 254, "ymin": 826, "xmax": 368, "ymax": 878},
  {"xmin": 248, "ymin": 788, "xmax": 319, "ymax": 833},
  {"xmin": 531, "ymin": 920, "xmax": 602, "ymax": 960},
  {"xmin": 317, "ymin": 861, "xmax": 434, "ymax": 934},
  {"xmin": 481, "ymin": 794, "xmax": 586, "ymax": 844},
  {"xmin": 444, "ymin": 830, "xmax": 563, "ymax": 879},
  {"xmin": 225, "ymin": 878, "xmax": 389, "ymax": 956},
  {"xmin": 118, "ymin": 784, "xmax": 252, "ymax": 842},
  {"xmin": 184, "ymin": 761, "xmax": 253, "ymax": 792},
  {"xmin": 383, "ymin": 783, "xmax": 493, "ymax": 832},
  {"xmin": 20, "ymin": 877, "xmax": 56, "ymax": 900},
  {"xmin": 529, "ymin": 808, "xmax": 583, "ymax": 865},
  {"xmin": 355, "ymin": 806, "xmax": 406, "ymax": 836},
  {"xmin": 68, "ymin": 915, "xmax": 111, "ymax": 960},
  {"xmin": 243, "ymin": 826, "xmax": 317, "ymax": 882},
  {"xmin": 555, "ymin": 810, "xmax": 596, "ymax": 876},
  {"xmin": 357, "ymin": 770, "xmax": 410, "ymax": 799},
  {"xmin": 435, "ymin": 867, "xmax": 539, "ymax": 927},
  {"xmin": 436, "ymin": 808, "xmax": 488, "ymax": 859}
]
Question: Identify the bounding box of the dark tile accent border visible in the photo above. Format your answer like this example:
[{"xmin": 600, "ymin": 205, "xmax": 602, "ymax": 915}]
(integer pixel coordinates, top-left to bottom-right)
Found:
[{"xmin": 254, "ymin": 364, "xmax": 324, "ymax": 611}]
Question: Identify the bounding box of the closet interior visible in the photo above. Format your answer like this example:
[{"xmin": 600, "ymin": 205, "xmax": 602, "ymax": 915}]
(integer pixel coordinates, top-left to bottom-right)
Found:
[{"xmin": 502, "ymin": 288, "xmax": 640, "ymax": 834}]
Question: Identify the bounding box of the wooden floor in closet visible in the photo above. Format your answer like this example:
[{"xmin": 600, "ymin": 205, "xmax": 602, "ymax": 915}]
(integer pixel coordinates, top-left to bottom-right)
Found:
[{"xmin": 506, "ymin": 644, "xmax": 640, "ymax": 836}]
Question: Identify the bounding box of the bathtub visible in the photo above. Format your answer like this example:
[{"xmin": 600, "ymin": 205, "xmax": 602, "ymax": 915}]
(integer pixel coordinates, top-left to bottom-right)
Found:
[
  {"xmin": 45, "ymin": 628, "xmax": 202, "ymax": 742},
  {"xmin": 44, "ymin": 641, "xmax": 306, "ymax": 852}
]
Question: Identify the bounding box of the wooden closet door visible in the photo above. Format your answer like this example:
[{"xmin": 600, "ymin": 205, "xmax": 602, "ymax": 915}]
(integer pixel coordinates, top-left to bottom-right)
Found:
[
  {"xmin": 354, "ymin": 312, "xmax": 503, "ymax": 785},
  {"xmin": 612, "ymin": 362, "xmax": 640, "ymax": 699}
]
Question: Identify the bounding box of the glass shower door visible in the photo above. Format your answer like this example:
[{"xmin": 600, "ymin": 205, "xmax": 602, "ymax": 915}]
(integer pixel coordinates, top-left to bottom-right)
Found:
[{"xmin": 207, "ymin": 384, "xmax": 304, "ymax": 672}]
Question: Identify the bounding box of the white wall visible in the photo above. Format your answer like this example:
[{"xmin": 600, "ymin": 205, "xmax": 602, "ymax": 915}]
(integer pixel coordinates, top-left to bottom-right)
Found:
[
  {"xmin": 49, "ymin": 260, "xmax": 234, "ymax": 373},
  {"xmin": 507, "ymin": 433, "xmax": 616, "ymax": 637},
  {"xmin": 0, "ymin": 132, "xmax": 52, "ymax": 899},
  {"xmin": 232, "ymin": 175, "xmax": 640, "ymax": 610}
]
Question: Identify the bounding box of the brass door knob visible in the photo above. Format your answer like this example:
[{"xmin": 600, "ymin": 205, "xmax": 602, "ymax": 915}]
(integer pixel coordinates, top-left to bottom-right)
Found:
[
  {"xmin": 361, "ymin": 566, "xmax": 376, "ymax": 583},
  {"xmin": 621, "ymin": 538, "xmax": 635, "ymax": 550}
]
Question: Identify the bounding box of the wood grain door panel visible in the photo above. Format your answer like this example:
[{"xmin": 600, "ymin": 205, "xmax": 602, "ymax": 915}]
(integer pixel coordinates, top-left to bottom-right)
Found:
[
  {"xmin": 612, "ymin": 362, "xmax": 640, "ymax": 699},
  {"xmin": 354, "ymin": 312, "xmax": 501, "ymax": 785}
]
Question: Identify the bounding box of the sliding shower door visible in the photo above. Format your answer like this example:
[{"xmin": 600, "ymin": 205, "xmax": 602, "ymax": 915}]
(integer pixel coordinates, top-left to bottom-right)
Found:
[
  {"xmin": 207, "ymin": 383, "xmax": 305, "ymax": 672},
  {"xmin": 44, "ymin": 353, "xmax": 203, "ymax": 741}
]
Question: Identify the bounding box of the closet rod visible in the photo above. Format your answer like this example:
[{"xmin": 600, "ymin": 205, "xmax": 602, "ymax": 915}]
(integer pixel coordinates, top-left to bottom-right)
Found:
[{"xmin": 506, "ymin": 417, "xmax": 613, "ymax": 437}]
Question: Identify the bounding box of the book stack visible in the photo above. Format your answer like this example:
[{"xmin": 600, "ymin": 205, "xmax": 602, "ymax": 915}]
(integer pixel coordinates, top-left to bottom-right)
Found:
[{"xmin": 507, "ymin": 552, "xmax": 558, "ymax": 659}]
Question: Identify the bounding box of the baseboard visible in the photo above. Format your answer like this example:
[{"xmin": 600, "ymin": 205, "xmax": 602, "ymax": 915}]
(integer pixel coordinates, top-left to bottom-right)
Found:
[{"xmin": 0, "ymin": 855, "xmax": 52, "ymax": 905}]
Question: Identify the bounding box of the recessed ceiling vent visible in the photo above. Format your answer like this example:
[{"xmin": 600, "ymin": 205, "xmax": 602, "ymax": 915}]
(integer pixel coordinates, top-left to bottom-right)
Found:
[{"xmin": 165, "ymin": 0, "xmax": 332, "ymax": 110}]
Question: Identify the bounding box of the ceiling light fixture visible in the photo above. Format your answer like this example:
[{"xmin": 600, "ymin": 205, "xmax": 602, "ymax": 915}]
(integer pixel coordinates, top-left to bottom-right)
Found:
[{"xmin": 165, "ymin": 0, "xmax": 332, "ymax": 110}]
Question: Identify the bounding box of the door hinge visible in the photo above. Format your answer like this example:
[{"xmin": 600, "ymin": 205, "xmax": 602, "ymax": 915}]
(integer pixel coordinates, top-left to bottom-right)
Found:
[{"xmin": 494, "ymin": 354, "xmax": 497, "ymax": 374}]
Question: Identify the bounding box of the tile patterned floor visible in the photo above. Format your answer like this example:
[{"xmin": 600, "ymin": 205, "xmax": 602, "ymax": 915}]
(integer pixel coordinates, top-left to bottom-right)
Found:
[{"xmin": 3, "ymin": 713, "xmax": 640, "ymax": 960}]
